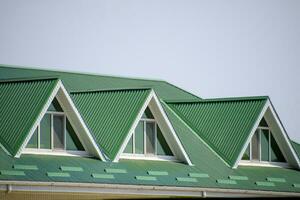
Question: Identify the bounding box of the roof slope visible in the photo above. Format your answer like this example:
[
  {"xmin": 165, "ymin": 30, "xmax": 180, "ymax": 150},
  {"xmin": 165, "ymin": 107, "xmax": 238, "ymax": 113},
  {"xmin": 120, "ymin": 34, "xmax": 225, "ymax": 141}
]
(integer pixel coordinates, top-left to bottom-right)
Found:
[
  {"xmin": 0, "ymin": 65, "xmax": 200, "ymax": 101},
  {"xmin": 0, "ymin": 78, "xmax": 58, "ymax": 156},
  {"xmin": 167, "ymin": 97, "xmax": 267, "ymax": 166},
  {"xmin": 70, "ymin": 89, "xmax": 151, "ymax": 160}
]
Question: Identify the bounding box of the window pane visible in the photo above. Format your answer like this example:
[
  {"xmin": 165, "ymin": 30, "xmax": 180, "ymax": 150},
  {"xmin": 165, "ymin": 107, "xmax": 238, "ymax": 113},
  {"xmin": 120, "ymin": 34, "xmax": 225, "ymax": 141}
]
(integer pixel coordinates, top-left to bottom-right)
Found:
[
  {"xmin": 135, "ymin": 121, "xmax": 144, "ymax": 154},
  {"xmin": 40, "ymin": 114, "xmax": 51, "ymax": 149},
  {"xmin": 53, "ymin": 115, "xmax": 64, "ymax": 150},
  {"xmin": 146, "ymin": 122, "xmax": 155, "ymax": 155},
  {"xmin": 47, "ymin": 98, "xmax": 63, "ymax": 112},
  {"xmin": 251, "ymin": 130, "xmax": 260, "ymax": 161},
  {"xmin": 124, "ymin": 135, "xmax": 133, "ymax": 153},
  {"xmin": 259, "ymin": 117, "xmax": 268, "ymax": 127},
  {"xmin": 26, "ymin": 128, "xmax": 38, "ymax": 148},
  {"xmin": 242, "ymin": 144, "xmax": 250, "ymax": 160},
  {"xmin": 270, "ymin": 133, "xmax": 286, "ymax": 162},
  {"xmin": 261, "ymin": 129, "xmax": 269, "ymax": 161},
  {"xmin": 157, "ymin": 125, "xmax": 173, "ymax": 156},
  {"xmin": 66, "ymin": 118, "xmax": 84, "ymax": 151},
  {"xmin": 142, "ymin": 107, "xmax": 154, "ymax": 119}
]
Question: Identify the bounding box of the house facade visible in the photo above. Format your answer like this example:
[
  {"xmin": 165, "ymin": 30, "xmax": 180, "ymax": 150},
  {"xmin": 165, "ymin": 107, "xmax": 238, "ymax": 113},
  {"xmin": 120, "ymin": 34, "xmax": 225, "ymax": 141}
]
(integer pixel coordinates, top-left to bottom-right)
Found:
[{"xmin": 0, "ymin": 64, "xmax": 300, "ymax": 199}]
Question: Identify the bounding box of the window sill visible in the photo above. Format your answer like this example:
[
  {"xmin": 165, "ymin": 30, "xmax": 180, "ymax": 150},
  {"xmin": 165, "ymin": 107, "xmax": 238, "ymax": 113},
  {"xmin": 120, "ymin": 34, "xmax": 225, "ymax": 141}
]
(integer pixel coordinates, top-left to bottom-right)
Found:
[
  {"xmin": 239, "ymin": 160, "xmax": 290, "ymax": 168},
  {"xmin": 22, "ymin": 149, "xmax": 90, "ymax": 157},
  {"xmin": 120, "ymin": 154, "xmax": 178, "ymax": 162}
]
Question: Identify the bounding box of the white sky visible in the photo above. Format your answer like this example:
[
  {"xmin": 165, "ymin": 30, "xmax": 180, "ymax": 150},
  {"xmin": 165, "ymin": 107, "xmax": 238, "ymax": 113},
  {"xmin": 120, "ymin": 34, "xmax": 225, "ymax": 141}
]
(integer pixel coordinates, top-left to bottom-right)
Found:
[{"xmin": 0, "ymin": 0, "xmax": 299, "ymax": 142}]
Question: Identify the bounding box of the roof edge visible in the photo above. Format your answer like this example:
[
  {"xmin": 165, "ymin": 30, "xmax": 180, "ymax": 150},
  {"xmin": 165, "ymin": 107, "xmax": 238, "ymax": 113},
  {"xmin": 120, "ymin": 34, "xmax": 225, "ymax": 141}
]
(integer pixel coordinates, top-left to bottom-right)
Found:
[
  {"xmin": 70, "ymin": 87, "xmax": 152, "ymax": 94},
  {"xmin": 166, "ymin": 96, "xmax": 269, "ymax": 104}
]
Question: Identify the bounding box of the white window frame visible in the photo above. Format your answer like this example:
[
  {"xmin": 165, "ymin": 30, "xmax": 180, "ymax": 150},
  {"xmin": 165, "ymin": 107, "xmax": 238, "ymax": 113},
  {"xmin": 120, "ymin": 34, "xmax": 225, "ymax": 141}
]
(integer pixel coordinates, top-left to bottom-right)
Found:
[
  {"xmin": 120, "ymin": 116, "xmax": 177, "ymax": 162},
  {"xmin": 24, "ymin": 109, "xmax": 88, "ymax": 157},
  {"xmin": 241, "ymin": 125, "xmax": 288, "ymax": 167}
]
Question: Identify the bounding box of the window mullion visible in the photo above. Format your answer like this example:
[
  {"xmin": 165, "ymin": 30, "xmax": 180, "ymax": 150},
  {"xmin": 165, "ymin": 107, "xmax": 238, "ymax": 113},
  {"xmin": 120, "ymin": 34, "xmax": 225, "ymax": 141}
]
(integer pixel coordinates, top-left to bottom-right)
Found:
[
  {"xmin": 51, "ymin": 114, "xmax": 53, "ymax": 150},
  {"xmin": 143, "ymin": 121, "xmax": 146, "ymax": 155}
]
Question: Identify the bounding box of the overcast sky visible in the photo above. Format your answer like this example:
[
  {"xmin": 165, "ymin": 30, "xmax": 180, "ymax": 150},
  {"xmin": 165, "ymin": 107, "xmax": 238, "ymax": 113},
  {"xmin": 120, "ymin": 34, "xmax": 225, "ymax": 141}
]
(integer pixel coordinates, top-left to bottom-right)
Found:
[{"xmin": 0, "ymin": 0, "xmax": 299, "ymax": 142}]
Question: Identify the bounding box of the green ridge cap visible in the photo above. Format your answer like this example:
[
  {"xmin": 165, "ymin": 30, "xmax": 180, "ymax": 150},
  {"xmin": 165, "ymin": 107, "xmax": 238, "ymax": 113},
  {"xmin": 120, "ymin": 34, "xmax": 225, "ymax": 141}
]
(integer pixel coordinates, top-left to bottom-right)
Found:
[
  {"xmin": 176, "ymin": 177, "xmax": 198, "ymax": 182},
  {"xmin": 229, "ymin": 175, "xmax": 248, "ymax": 181},
  {"xmin": 13, "ymin": 164, "xmax": 38, "ymax": 170},
  {"xmin": 92, "ymin": 173, "xmax": 115, "ymax": 179},
  {"xmin": 266, "ymin": 177, "xmax": 286, "ymax": 183},
  {"xmin": 255, "ymin": 181, "xmax": 275, "ymax": 187},
  {"xmin": 105, "ymin": 168, "xmax": 127, "ymax": 174},
  {"xmin": 147, "ymin": 171, "xmax": 168, "ymax": 176},
  {"xmin": 60, "ymin": 166, "xmax": 83, "ymax": 172},
  {"xmin": 217, "ymin": 179, "xmax": 237, "ymax": 185},
  {"xmin": 47, "ymin": 172, "xmax": 70, "ymax": 177},
  {"xmin": 135, "ymin": 176, "xmax": 157, "ymax": 181},
  {"xmin": 189, "ymin": 173, "xmax": 209, "ymax": 178},
  {"xmin": 0, "ymin": 170, "xmax": 25, "ymax": 176}
]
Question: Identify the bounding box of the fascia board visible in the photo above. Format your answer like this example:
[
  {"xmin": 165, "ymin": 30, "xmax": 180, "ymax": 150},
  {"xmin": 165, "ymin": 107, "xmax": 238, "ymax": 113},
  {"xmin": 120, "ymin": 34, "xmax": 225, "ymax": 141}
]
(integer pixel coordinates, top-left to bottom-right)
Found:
[
  {"xmin": 56, "ymin": 82, "xmax": 106, "ymax": 161},
  {"xmin": 15, "ymin": 80, "xmax": 106, "ymax": 161},
  {"xmin": 150, "ymin": 92, "xmax": 193, "ymax": 165},
  {"xmin": 233, "ymin": 100, "xmax": 269, "ymax": 168},
  {"xmin": 113, "ymin": 90, "xmax": 153, "ymax": 162},
  {"xmin": 15, "ymin": 79, "xmax": 60, "ymax": 158}
]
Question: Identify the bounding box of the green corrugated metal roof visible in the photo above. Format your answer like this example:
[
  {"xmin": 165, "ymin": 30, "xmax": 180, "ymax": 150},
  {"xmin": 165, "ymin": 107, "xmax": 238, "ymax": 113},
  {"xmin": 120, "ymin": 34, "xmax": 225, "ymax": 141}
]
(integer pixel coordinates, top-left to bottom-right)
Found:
[
  {"xmin": 0, "ymin": 64, "xmax": 200, "ymax": 101},
  {"xmin": 167, "ymin": 97, "xmax": 268, "ymax": 166},
  {"xmin": 0, "ymin": 78, "xmax": 58, "ymax": 156},
  {"xmin": 70, "ymin": 89, "xmax": 151, "ymax": 160},
  {"xmin": 291, "ymin": 141, "xmax": 300, "ymax": 159}
]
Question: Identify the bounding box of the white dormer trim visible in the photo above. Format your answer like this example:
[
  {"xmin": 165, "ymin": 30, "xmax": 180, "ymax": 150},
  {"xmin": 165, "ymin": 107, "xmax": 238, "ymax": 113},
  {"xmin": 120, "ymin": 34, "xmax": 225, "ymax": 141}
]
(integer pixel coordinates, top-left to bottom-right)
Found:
[
  {"xmin": 16, "ymin": 80, "xmax": 106, "ymax": 161},
  {"xmin": 234, "ymin": 99, "xmax": 300, "ymax": 169},
  {"xmin": 113, "ymin": 90, "xmax": 193, "ymax": 165}
]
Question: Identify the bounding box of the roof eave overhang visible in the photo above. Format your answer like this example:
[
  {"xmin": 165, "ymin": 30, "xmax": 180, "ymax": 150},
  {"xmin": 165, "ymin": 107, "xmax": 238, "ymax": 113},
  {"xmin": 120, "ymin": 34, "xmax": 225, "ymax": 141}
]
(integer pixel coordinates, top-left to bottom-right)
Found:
[{"xmin": 0, "ymin": 181, "xmax": 299, "ymax": 198}]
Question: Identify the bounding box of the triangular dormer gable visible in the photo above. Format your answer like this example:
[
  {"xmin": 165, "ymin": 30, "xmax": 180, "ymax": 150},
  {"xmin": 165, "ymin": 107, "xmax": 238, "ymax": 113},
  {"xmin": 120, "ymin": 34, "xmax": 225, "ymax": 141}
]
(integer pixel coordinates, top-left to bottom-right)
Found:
[
  {"xmin": 114, "ymin": 90, "xmax": 193, "ymax": 165},
  {"xmin": 235, "ymin": 99, "xmax": 300, "ymax": 169},
  {"xmin": 17, "ymin": 80, "xmax": 105, "ymax": 160}
]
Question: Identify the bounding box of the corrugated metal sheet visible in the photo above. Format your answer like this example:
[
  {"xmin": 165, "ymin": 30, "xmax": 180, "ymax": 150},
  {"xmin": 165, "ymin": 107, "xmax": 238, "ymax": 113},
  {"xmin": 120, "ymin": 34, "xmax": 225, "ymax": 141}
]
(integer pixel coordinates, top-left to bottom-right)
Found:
[
  {"xmin": 0, "ymin": 65, "xmax": 201, "ymax": 101},
  {"xmin": 167, "ymin": 97, "xmax": 267, "ymax": 166},
  {"xmin": 0, "ymin": 79, "xmax": 58, "ymax": 156},
  {"xmin": 71, "ymin": 89, "xmax": 151, "ymax": 160}
]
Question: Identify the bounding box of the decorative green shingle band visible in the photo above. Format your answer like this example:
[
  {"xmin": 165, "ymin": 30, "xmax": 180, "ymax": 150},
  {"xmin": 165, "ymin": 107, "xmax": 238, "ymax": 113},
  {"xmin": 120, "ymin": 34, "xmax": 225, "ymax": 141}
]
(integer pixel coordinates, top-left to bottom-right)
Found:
[
  {"xmin": 216, "ymin": 179, "xmax": 237, "ymax": 185},
  {"xmin": 13, "ymin": 164, "xmax": 38, "ymax": 170},
  {"xmin": 293, "ymin": 184, "xmax": 300, "ymax": 188},
  {"xmin": 135, "ymin": 176, "xmax": 157, "ymax": 181},
  {"xmin": 105, "ymin": 168, "xmax": 127, "ymax": 174},
  {"xmin": 92, "ymin": 173, "xmax": 115, "ymax": 179},
  {"xmin": 47, "ymin": 172, "xmax": 70, "ymax": 177},
  {"xmin": 229, "ymin": 175, "xmax": 248, "ymax": 181},
  {"xmin": 147, "ymin": 171, "xmax": 168, "ymax": 176},
  {"xmin": 266, "ymin": 177, "xmax": 286, "ymax": 183},
  {"xmin": 176, "ymin": 177, "xmax": 198, "ymax": 182},
  {"xmin": 0, "ymin": 170, "xmax": 25, "ymax": 176},
  {"xmin": 255, "ymin": 181, "xmax": 275, "ymax": 187},
  {"xmin": 60, "ymin": 166, "xmax": 83, "ymax": 172},
  {"xmin": 189, "ymin": 173, "xmax": 209, "ymax": 178}
]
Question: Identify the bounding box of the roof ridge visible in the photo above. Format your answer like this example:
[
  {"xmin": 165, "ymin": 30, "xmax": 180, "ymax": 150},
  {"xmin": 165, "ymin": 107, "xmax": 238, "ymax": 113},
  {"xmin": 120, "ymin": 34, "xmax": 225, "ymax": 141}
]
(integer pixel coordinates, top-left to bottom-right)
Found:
[
  {"xmin": 166, "ymin": 96, "xmax": 269, "ymax": 104},
  {"xmin": 0, "ymin": 77, "xmax": 59, "ymax": 84},
  {"xmin": 0, "ymin": 64, "xmax": 165, "ymax": 83},
  {"xmin": 70, "ymin": 87, "xmax": 152, "ymax": 94}
]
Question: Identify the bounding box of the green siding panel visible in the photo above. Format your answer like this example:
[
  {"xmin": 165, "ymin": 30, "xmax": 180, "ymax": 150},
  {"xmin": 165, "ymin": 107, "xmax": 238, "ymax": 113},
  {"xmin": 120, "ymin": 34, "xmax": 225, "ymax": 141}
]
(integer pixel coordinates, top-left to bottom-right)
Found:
[
  {"xmin": 216, "ymin": 179, "xmax": 237, "ymax": 185},
  {"xmin": 0, "ymin": 65, "xmax": 200, "ymax": 101},
  {"xmin": 71, "ymin": 89, "xmax": 151, "ymax": 160},
  {"xmin": 0, "ymin": 170, "xmax": 25, "ymax": 176},
  {"xmin": 60, "ymin": 166, "xmax": 83, "ymax": 172},
  {"xmin": 135, "ymin": 176, "xmax": 157, "ymax": 181},
  {"xmin": 13, "ymin": 164, "xmax": 38, "ymax": 170},
  {"xmin": 0, "ymin": 79, "xmax": 58, "ymax": 156},
  {"xmin": 168, "ymin": 97, "xmax": 267, "ymax": 166},
  {"xmin": 92, "ymin": 174, "xmax": 115, "ymax": 179}
]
